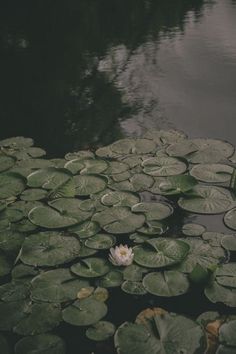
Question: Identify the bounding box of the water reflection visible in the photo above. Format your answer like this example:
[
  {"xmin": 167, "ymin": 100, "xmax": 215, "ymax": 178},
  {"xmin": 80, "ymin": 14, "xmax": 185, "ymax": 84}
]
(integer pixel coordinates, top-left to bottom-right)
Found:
[{"xmin": 0, "ymin": 0, "xmax": 236, "ymax": 156}]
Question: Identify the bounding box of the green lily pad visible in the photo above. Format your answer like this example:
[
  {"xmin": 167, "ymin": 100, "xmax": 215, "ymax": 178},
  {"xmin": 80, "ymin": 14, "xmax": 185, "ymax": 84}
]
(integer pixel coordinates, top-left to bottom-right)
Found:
[
  {"xmin": 114, "ymin": 313, "xmax": 206, "ymax": 354},
  {"xmin": 12, "ymin": 264, "xmax": 39, "ymax": 281},
  {"xmin": 73, "ymin": 174, "xmax": 107, "ymax": 196},
  {"xmin": 62, "ymin": 297, "xmax": 107, "ymax": 326},
  {"xmin": 31, "ymin": 268, "xmax": 89, "ymax": 303},
  {"xmin": 129, "ymin": 173, "xmax": 154, "ymax": 191},
  {"xmin": 190, "ymin": 164, "xmax": 233, "ymax": 183},
  {"xmin": 20, "ymin": 188, "xmax": 48, "ymax": 201},
  {"xmin": 143, "ymin": 270, "xmax": 189, "ymax": 296},
  {"xmin": 137, "ymin": 220, "xmax": 168, "ymax": 236},
  {"xmin": 133, "ymin": 238, "xmax": 190, "ymax": 268},
  {"xmin": 15, "ymin": 334, "xmax": 66, "ymax": 354},
  {"xmin": 123, "ymin": 264, "xmax": 148, "ymax": 281},
  {"xmin": 0, "ymin": 155, "xmax": 16, "ymax": 172},
  {"xmin": 13, "ymin": 302, "xmax": 61, "ymax": 335},
  {"xmin": 48, "ymin": 198, "xmax": 92, "ymax": 223},
  {"xmin": 0, "ymin": 172, "xmax": 26, "ymax": 199},
  {"xmin": 69, "ymin": 221, "xmax": 101, "ymax": 239},
  {"xmin": 85, "ymin": 233, "xmax": 116, "ymax": 250},
  {"xmin": 221, "ymin": 234, "xmax": 236, "ymax": 251},
  {"xmin": 28, "ymin": 206, "xmax": 78, "ymax": 229},
  {"xmin": 86, "ymin": 321, "xmax": 116, "ymax": 341},
  {"xmin": 182, "ymin": 223, "xmax": 206, "ymax": 236},
  {"xmin": 101, "ymin": 191, "xmax": 140, "ymax": 207},
  {"xmin": 48, "ymin": 178, "xmax": 76, "ymax": 199},
  {"xmin": 219, "ymin": 320, "xmax": 236, "ymax": 347},
  {"xmin": 71, "ymin": 258, "xmax": 110, "ymax": 278},
  {"xmin": 121, "ymin": 280, "xmax": 147, "ymax": 295},
  {"xmin": 0, "ymin": 252, "xmax": 12, "ymax": 276},
  {"xmin": 27, "ymin": 168, "xmax": 72, "ymax": 189},
  {"xmin": 20, "ymin": 231, "xmax": 80, "ymax": 266},
  {"xmin": 111, "ymin": 138, "xmax": 156, "ymax": 155},
  {"xmin": 65, "ymin": 150, "xmax": 94, "ymax": 160},
  {"xmin": 0, "ymin": 136, "xmax": 33, "ymax": 148},
  {"xmin": 92, "ymin": 206, "xmax": 145, "ymax": 234},
  {"xmin": 106, "ymin": 161, "xmax": 129, "ymax": 175},
  {"xmin": 205, "ymin": 281, "xmax": 236, "ymax": 308},
  {"xmin": 142, "ymin": 156, "xmax": 187, "ymax": 177},
  {"xmin": 0, "ymin": 281, "xmax": 30, "ymax": 302},
  {"xmin": 149, "ymin": 175, "xmax": 197, "ymax": 195},
  {"xmin": 0, "ymin": 300, "xmax": 28, "ymax": 330},
  {"xmin": 144, "ymin": 129, "xmax": 187, "ymax": 144},
  {"xmin": 224, "ymin": 208, "xmax": 236, "ymax": 231},
  {"xmin": 78, "ymin": 241, "xmax": 98, "ymax": 257},
  {"xmin": 98, "ymin": 270, "xmax": 123, "ymax": 288},
  {"xmin": 132, "ymin": 202, "xmax": 173, "ymax": 221},
  {"xmin": 178, "ymin": 185, "xmax": 234, "ymax": 214},
  {"xmin": 175, "ymin": 238, "xmax": 225, "ymax": 273},
  {"xmin": 0, "ymin": 230, "xmax": 25, "ymax": 255}
]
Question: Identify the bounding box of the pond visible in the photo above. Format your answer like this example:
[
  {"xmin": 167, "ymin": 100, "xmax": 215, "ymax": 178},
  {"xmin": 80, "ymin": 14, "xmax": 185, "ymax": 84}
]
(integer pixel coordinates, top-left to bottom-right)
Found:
[
  {"xmin": 0, "ymin": 0, "xmax": 236, "ymax": 156},
  {"xmin": 1, "ymin": 1, "xmax": 236, "ymax": 354}
]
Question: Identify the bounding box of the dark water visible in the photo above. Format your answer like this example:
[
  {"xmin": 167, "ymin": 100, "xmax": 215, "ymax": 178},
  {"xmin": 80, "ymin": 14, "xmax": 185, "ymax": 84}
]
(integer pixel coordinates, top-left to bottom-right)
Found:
[{"xmin": 1, "ymin": 0, "xmax": 236, "ymax": 157}]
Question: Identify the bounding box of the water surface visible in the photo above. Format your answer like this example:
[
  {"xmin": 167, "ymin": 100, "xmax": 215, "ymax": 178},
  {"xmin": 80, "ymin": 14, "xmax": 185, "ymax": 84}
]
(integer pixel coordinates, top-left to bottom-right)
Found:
[{"xmin": 0, "ymin": 0, "xmax": 236, "ymax": 154}]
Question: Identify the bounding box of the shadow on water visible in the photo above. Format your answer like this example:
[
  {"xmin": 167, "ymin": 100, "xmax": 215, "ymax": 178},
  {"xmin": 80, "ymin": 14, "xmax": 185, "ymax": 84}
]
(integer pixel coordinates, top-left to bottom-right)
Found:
[{"xmin": 0, "ymin": 0, "xmax": 205, "ymax": 157}]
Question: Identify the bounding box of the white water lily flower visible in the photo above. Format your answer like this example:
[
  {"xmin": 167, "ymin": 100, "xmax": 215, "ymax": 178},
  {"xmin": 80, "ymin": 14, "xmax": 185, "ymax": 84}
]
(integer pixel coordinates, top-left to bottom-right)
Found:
[{"xmin": 109, "ymin": 244, "xmax": 134, "ymax": 266}]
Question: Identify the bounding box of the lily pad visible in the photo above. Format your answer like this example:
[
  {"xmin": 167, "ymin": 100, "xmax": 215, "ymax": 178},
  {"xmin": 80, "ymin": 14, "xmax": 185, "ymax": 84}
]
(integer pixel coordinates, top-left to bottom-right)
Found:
[
  {"xmin": 0, "ymin": 252, "xmax": 12, "ymax": 276},
  {"xmin": 219, "ymin": 320, "xmax": 236, "ymax": 347},
  {"xmin": 69, "ymin": 221, "xmax": 101, "ymax": 239},
  {"xmin": 85, "ymin": 233, "xmax": 116, "ymax": 250},
  {"xmin": 62, "ymin": 297, "xmax": 107, "ymax": 326},
  {"xmin": 20, "ymin": 231, "xmax": 80, "ymax": 266},
  {"xmin": 133, "ymin": 238, "xmax": 189, "ymax": 268},
  {"xmin": 143, "ymin": 271, "xmax": 189, "ymax": 296},
  {"xmin": 121, "ymin": 280, "xmax": 147, "ymax": 295},
  {"xmin": 13, "ymin": 302, "xmax": 61, "ymax": 335},
  {"xmin": 123, "ymin": 264, "xmax": 148, "ymax": 281},
  {"xmin": 0, "ymin": 281, "xmax": 30, "ymax": 302},
  {"xmin": 144, "ymin": 129, "xmax": 187, "ymax": 144},
  {"xmin": 0, "ymin": 155, "xmax": 16, "ymax": 172},
  {"xmin": 0, "ymin": 230, "xmax": 25, "ymax": 255},
  {"xmin": 15, "ymin": 334, "xmax": 66, "ymax": 354},
  {"xmin": 182, "ymin": 223, "xmax": 206, "ymax": 237},
  {"xmin": 142, "ymin": 156, "xmax": 187, "ymax": 176},
  {"xmin": 178, "ymin": 185, "xmax": 234, "ymax": 214},
  {"xmin": 0, "ymin": 136, "xmax": 33, "ymax": 148},
  {"xmin": 0, "ymin": 300, "xmax": 29, "ymax": 330},
  {"xmin": 71, "ymin": 258, "xmax": 110, "ymax": 278},
  {"xmin": 48, "ymin": 198, "xmax": 92, "ymax": 223},
  {"xmin": 190, "ymin": 164, "xmax": 233, "ymax": 183},
  {"xmin": 20, "ymin": 188, "xmax": 48, "ymax": 201},
  {"xmin": 175, "ymin": 238, "xmax": 225, "ymax": 273},
  {"xmin": 101, "ymin": 191, "xmax": 140, "ymax": 207},
  {"xmin": 31, "ymin": 268, "xmax": 90, "ymax": 303},
  {"xmin": 221, "ymin": 234, "xmax": 236, "ymax": 251},
  {"xmin": 114, "ymin": 313, "xmax": 206, "ymax": 354},
  {"xmin": 28, "ymin": 206, "xmax": 78, "ymax": 229},
  {"xmin": 92, "ymin": 206, "xmax": 145, "ymax": 234},
  {"xmin": 98, "ymin": 270, "xmax": 123, "ymax": 288},
  {"xmin": 0, "ymin": 172, "xmax": 26, "ymax": 199},
  {"xmin": 111, "ymin": 138, "xmax": 156, "ymax": 155},
  {"xmin": 27, "ymin": 168, "xmax": 72, "ymax": 189},
  {"xmin": 130, "ymin": 173, "xmax": 154, "ymax": 191},
  {"xmin": 132, "ymin": 202, "xmax": 173, "ymax": 221},
  {"xmin": 224, "ymin": 208, "xmax": 236, "ymax": 231},
  {"xmin": 73, "ymin": 174, "xmax": 107, "ymax": 196},
  {"xmin": 86, "ymin": 321, "xmax": 116, "ymax": 341}
]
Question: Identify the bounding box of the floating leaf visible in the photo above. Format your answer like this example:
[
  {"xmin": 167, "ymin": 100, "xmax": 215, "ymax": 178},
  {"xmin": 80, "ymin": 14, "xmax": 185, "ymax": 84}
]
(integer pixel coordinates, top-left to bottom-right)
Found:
[
  {"xmin": 62, "ymin": 297, "xmax": 107, "ymax": 326},
  {"xmin": 221, "ymin": 234, "xmax": 236, "ymax": 251},
  {"xmin": 27, "ymin": 168, "xmax": 72, "ymax": 189},
  {"xmin": 85, "ymin": 233, "xmax": 116, "ymax": 250},
  {"xmin": 48, "ymin": 198, "xmax": 92, "ymax": 223},
  {"xmin": 144, "ymin": 129, "xmax": 187, "ymax": 145},
  {"xmin": 182, "ymin": 223, "xmax": 206, "ymax": 236},
  {"xmin": 0, "ymin": 281, "xmax": 30, "ymax": 302},
  {"xmin": 0, "ymin": 252, "xmax": 12, "ymax": 276},
  {"xmin": 219, "ymin": 320, "xmax": 236, "ymax": 347},
  {"xmin": 121, "ymin": 280, "xmax": 147, "ymax": 295},
  {"xmin": 98, "ymin": 270, "xmax": 123, "ymax": 288},
  {"xmin": 92, "ymin": 206, "xmax": 145, "ymax": 234},
  {"xmin": 0, "ymin": 300, "xmax": 28, "ymax": 330},
  {"xmin": 0, "ymin": 172, "xmax": 26, "ymax": 199},
  {"xmin": 114, "ymin": 313, "xmax": 206, "ymax": 354},
  {"xmin": 143, "ymin": 270, "xmax": 189, "ymax": 296},
  {"xmin": 15, "ymin": 334, "xmax": 66, "ymax": 354},
  {"xmin": 123, "ymin": 264, "xmax": 148, "ymax": 282},
  {"xmin": 148, "ymin": 175, "xmax": 197, "ymax": 195},
  {"xmin": 71, "ymin": 258, "xmax": 110, "ymax": 278},
  {"xmin": 111, "ymin": 138, "xmax": 156, "ymax": 155},
  {"xmin": 13, "ymin": 303, "xmax": 61, "ymax": 335},
  {"xmin": 224, "ymin": 208, "xmax": 236, "ymax": 230},
  {"xmin": 142, "ymin": 156, "xmax": 187, "ymax": 176},
  {"xmin": 101, "ymin": 191, "xmax": 140, "ymax": 207},
  {"xmin": 28, "ymin": 206, "xmax": 78, "ymax": 229},
  {"xmin": 0, "ymin": 155, "xmax": 15, "ymax": 172},
  {"xmin": 190, "ymin": 164, "xmax": 233, "ymax": 183},
  {"xmin": 20, "ymin": 188, "xmax": 48, "ymax": 201},
  {"xmin": 73, "ymin": 174, "xmax": 107, "ymax": 196},
  {"xmin": 178, "ymin": 185, "xmax": 234, "ymax": 214},
  {"xmin": 133, "ymin": 238, "xmax": 189, "ymax": 268},
  {"xmin": 132, "ymin": 202, "xmax": 173, "ymax": 221},
  {"xmin": 20, "ymin": 231, "xmax": 80, "ymax": 266},
  {"xmin": 129, "ymin": 173, "xmax": 154, "ymax": 191},
  {"xmin": 69, "ymin": 221, "xmax": 101, "ymax": 239},
  {"xmin": 31, "ymin": 268, "xmax": 89, "ymax": 303},
  {"xmin": 86, "ymin": 321, "xmax": 116, "ymax": 341},
  {"xmin": 0, "ymin": 137, "xmax": 33, "ymax": 148}
]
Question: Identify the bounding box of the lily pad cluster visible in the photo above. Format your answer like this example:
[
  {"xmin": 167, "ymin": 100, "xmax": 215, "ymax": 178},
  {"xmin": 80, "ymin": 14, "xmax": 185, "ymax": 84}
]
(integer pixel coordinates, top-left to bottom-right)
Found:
[{"xmin": 1, "ymin": 132, "xmax": 236, "ymax": 353}]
